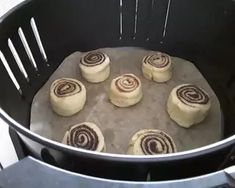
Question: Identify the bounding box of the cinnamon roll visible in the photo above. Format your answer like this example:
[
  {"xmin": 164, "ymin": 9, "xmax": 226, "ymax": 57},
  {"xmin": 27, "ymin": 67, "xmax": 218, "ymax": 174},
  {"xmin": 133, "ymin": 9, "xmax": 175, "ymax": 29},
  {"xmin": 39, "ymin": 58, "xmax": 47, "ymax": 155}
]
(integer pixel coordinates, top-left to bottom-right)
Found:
[
  {"xmin": 128, "ymin": 129, "xmax": 176, "ymax": 155},
  {"xmin": 167, "ymin": 84, "xmax": 211, "ymax": 128},
  {"xmin": 79, "ymin": 51, "xmax": 110, "ymax": 83},
  {"xmin": 50, "ymin": 78, "xmax": 86, "ymax": 116},
  {"xmin": 109, "ymin": 73, "xmax": 143, "ymax": 107},
  {"xmin": 142, "ymin": 52, "xmax": 172, "ymax": 82},
  {"xmin": 62, "ymin": 122, "xmax": 105, "ymax": 152}
]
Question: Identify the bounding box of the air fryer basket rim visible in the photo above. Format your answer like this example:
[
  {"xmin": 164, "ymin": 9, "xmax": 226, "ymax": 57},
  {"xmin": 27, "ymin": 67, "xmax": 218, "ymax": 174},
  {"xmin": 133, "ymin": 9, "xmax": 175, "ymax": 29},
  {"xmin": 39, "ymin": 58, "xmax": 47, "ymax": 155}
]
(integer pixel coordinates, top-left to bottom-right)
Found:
[
  {"xmin": 25, "ymin": 156, "xmax": 234, "ymax": 184},
  {"xmin": 1, "ymin": 108, "xmax": 235, "ymax": 162},
  {"xmin": 1, "ymin": 0, "xmax": 235, "ymax": 162}
]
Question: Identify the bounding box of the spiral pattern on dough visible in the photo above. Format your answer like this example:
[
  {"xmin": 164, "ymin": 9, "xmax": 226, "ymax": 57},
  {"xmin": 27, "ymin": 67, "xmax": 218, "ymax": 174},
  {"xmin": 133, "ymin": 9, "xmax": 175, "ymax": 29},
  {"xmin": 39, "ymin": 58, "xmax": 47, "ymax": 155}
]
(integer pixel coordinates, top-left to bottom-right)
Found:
[
  {"xmin": 176, "ymin": 84, "xmax": 209, "ymax": 106},
  {"xmin": 67, "ymin": 124, "xmax": 98, "ymax": 150},
  {"xmin": 115, "ymin": 74, "xmax": 140, "ymax": 92},
  {"xmin": 143, "ymin": 52, "xmax": 170, "ymax": 68},
  {"xmin": 140, "ymin": 130, "xmax": 176, "ymax": 155},
  {"xmin": 53, "ymin": 79, "xmax": 81, "ymax": 97},
  {"xmin": 81, "ymin": 52, "xmax": 106, "ymax": 67}
]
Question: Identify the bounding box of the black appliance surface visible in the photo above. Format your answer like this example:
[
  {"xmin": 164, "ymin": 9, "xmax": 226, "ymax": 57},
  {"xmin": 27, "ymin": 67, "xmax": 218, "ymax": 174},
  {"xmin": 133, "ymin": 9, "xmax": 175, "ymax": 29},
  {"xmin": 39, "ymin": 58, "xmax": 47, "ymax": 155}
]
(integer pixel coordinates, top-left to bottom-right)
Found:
[
  {"xmin": 0, "ymin": 157, "xmax": 235, "ymax": 188},
  {"xmin": 0, "ymin": 0, "xmax": 235, "ymax": 181}
]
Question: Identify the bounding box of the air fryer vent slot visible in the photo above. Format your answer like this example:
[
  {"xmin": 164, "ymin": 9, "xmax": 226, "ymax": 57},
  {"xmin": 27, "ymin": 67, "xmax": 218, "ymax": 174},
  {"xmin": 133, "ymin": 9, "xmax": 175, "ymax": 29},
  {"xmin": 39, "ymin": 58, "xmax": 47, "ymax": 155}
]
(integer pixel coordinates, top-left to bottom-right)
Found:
[
  {"xmin": 18, "ymin": 27, "xmax": 38, "ymax": 71},
  {"xmin": 0, "ymin": 51, "xmax": 22, "ymax": 95},
  {"xmin": 133, "ymin": 0, "xmax": 139, "ymax": 39},
  {"xmin": 30, "ymin": 17, "xmax": 48, "ymax": 64},
  {"xmin": 162, "ymin": 0, "xmax": 171, "ymax": 40},
  {"xmin": 119, "ymin": 0, "xmax": 123, "ymax": 39},
  {"xmin": 8, "ymin": 38, "xmax": 29, "ymax": 82}
]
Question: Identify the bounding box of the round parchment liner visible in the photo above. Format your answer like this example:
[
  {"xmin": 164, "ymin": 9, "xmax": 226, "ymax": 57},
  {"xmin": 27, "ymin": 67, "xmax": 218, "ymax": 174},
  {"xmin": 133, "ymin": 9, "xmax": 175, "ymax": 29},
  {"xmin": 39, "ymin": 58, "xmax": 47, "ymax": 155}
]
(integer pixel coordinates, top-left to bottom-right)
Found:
[{"xmin": 30, "ymin": 47, "xmax": 222, "ymax": 154}]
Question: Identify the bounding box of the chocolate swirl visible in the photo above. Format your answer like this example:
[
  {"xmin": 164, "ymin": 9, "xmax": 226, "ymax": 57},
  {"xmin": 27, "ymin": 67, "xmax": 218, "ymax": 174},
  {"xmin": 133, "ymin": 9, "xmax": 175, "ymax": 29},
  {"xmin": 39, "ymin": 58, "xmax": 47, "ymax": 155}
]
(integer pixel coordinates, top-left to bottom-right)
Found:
[
  {"xmin": 53, "ymin": 79, "xmax": 81, "ymax": 97},
  {"xmin": 115, "ymin": 74, "xmax": 140, "ymax": 92},
  {"xmin": 140, "ymin": 131, "xmax": 176, "ymax": 155},
  {"xmin": 67, "ymin": 124, "xmax": 98, "ymax": 150},
  {"xmin": 81, "ymin": 52, "xmax": 106, "ymax": 67},
  {"xmin": 143, "ymin": 52, "xmax": 170, "ymax": 68},
  {"xmin": 176, "ymin": 84, "xmax": 209, "ymax": 106}
]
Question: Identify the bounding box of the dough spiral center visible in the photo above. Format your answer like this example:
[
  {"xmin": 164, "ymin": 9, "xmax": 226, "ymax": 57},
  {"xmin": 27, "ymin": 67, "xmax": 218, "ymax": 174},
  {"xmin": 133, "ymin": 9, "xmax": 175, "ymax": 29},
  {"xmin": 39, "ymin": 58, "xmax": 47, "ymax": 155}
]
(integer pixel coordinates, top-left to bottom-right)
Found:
[
  {"xmin": 115, "ymin": 74, "xmax": 139, "ymax": 92},
  {"xmin": 81, "ymin": 52, "xmax": 106, "ymax": 66},
  {"xmin": 176, "ymin": 85, "xmax": 209, "ymax": 106},
  {"xmin": 143, "ymin": 53, "xmax": 170, "ymax": 68},
  {"xmin": 140, "ymin": 132, "xmax": 176, "ymax": 155},
  {"xmin": 54, "ymin": 79, "xmax": 81, "ymax": 97},
  {"xmin": 68, "ymin": 125, "xmax": 98, "ymax": 150}
]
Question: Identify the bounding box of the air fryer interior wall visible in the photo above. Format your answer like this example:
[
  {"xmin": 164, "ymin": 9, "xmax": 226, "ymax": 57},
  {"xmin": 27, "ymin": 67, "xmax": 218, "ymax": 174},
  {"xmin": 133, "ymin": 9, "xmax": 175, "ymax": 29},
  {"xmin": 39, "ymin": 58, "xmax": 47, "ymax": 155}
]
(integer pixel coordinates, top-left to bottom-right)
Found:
[{"xmin": 0, "ymin": 0, "xmax": 235, "ymax": 181}]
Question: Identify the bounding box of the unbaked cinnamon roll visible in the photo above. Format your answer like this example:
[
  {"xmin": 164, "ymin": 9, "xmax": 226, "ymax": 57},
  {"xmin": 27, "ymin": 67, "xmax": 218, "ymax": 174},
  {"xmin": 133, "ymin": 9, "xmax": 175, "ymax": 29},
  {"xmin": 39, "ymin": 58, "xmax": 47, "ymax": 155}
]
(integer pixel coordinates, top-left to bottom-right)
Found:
[
  {"xmin": 109, "ymin": 73, "xmax": 143, "ymax": 107},
  {"xmin": 142, "ymin": 52, "xmax": 172, "ymax": 82},
  {"xmin": 50, "ymin": 78, "xmax": 86, "ymax": 116},
  {"xmin": 128, "ymin": 129, "xmax": 176, "ymax": 155},
  {"xmin": 167, "ymin": 84, "xmax": 211, "ymax": 128},
  {"xmin": 62, "ymin": 122, "xmax": 105, "ymax": 152},
  {"xmin": 79, "ymin": 51, "xmax": 110, "ymax": 83}
]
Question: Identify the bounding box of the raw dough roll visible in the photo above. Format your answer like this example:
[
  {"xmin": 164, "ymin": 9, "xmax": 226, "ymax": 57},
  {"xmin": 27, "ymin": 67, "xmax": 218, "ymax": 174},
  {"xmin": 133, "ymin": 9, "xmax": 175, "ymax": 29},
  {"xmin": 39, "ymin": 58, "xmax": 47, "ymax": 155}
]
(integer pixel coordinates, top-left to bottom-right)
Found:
[
  {"xmin": 50, "ymin": 78, "xmax": 86, "ymax": 116},
  {"xmin": 79, "ymin": 51, "xmax": 110, "ymax": 83},
  {"xmin": 167, "ymin": 84, "xmax": 211, "ymax": 128},
  {"xmin": 109, "ymin": 73, "xmax": 143, "ymax": 107},
  {"xmin": 142, "ymin": 52, "xmax": 172, "ymax": 82},
  {"xmin": 62, "ymin": 122, "xmax": 106, "ymax": 152},
  {"xmin": 128, "ymin": 129, "xmax": 177, "ymax": 155}
]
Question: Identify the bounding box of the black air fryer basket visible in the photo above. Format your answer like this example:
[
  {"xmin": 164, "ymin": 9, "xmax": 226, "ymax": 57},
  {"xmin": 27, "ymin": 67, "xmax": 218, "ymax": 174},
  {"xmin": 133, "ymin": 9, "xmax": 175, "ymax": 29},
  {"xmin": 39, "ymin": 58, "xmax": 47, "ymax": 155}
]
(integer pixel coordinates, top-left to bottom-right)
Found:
[{"xmin": 0, "ymin": 0, "xmax": 235, "ymax": 181}]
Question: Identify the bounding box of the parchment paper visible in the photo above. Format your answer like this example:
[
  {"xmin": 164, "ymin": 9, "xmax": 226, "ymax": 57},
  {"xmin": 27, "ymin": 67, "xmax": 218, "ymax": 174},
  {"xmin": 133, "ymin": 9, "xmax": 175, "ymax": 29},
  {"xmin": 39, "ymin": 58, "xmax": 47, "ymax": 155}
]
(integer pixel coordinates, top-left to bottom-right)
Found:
[{"xmin": 30, "ymin": 47, "xmax": 222, "ymax": 154}]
